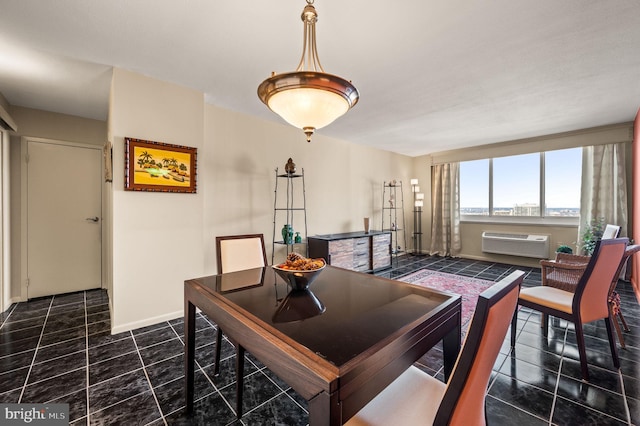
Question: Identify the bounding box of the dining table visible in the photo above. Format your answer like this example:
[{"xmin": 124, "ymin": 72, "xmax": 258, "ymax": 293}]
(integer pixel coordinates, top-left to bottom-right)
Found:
[{"xmin": 184, "ymin": 264, "xmax": 462, "ymax": 425}]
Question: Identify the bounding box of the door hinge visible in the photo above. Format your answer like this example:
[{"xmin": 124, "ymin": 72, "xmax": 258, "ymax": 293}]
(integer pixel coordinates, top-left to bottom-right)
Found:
[{"xmin": 25, "ymin": 278, "xmax": 30, "ymax": 287}]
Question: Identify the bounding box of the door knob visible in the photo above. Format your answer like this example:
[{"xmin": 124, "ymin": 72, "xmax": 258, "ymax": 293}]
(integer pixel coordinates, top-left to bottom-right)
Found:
[{"xmin": 86, "ymin": 217, "xmax": 99, "ymax": 222}]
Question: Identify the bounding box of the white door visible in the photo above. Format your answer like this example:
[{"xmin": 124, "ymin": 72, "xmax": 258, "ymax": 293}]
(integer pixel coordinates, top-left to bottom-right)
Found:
[{"xmin": 26, "ymin": 140, "xmax": 102, "ymax": 299}]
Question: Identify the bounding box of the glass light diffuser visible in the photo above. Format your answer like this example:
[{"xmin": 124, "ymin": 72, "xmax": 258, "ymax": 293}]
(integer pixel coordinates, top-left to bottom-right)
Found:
[{"xmin": 267, "ymin": 84, "xmax": 351, "ymax": 130}]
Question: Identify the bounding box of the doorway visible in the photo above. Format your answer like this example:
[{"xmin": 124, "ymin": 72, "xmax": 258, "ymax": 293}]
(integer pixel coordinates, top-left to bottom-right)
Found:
[
  {"xmin": 0, "ymin": 129, "xmax": 8, "ymax": 312},
  {"xmin": 23, "ymin": 137, "xmax": 102, "ymax": 299}
]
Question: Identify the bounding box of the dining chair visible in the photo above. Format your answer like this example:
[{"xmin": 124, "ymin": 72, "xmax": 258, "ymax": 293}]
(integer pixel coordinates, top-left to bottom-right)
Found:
[
  {"xmin": 602, "ymin": 223, "xmax": 622, "ymax": 239},
  {"xmin": 345, "ymin": 270, "xmax": 524, "ymax": 426},
  {"xmin": 539, "ymin": 225, "xmax": 633, "ymax": 348},
  {"xmin": 512, "ymin": 238, "xmax": 628, "ymax": 381},
  {"xmin": 607, "ymin": 244, "xmax": 640, "ymax": 348},
  {"xmin": 215, "ymin": 233, "xmax": 268, "ymax": 418}
]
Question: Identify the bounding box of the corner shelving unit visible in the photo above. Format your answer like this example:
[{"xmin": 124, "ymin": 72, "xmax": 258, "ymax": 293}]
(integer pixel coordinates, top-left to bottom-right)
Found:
[
  {"xmin": 272, "ymin": 167, "xmax": 308, "ymax": 264},
  {"xmin": 382, "ymin": 180, "xmax": 407, "ymax": 265}
]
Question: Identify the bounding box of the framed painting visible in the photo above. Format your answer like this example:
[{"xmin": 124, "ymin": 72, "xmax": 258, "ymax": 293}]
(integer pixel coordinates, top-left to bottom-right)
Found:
[{"xmin": 124, "ymin": 137, "xmax": 197, "ymax": 193}]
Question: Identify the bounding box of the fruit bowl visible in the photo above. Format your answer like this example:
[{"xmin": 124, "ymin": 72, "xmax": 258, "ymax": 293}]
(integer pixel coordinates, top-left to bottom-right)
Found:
[{"xmin": 272, "ymin": 260, "xmax": 326, "ymax": 290}]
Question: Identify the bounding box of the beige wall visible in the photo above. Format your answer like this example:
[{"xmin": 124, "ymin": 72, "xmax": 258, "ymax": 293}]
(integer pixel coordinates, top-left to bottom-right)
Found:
[
  {"xmin": 0, "ymin": 93, "xmax": 9, "ymax": 112},
  {"xmin": 9, "ymin": 106, "xmax": 107, "ymax": 145},
  {"xmin": 108, "ymin": 69, "xmax": 205, "ymax": 332},
  {"xmin": 430, "ymin": 123, "xmax": 633, "ymax": 164},
  {"xmin": 202, "ymin": 105, "xmax": 414, "ymax": 275},
  {"xmin": 459, "ymin": 223, "xmax": 578, "ymax": 268},
  {"xmin": 107, "ymin": 69, "xmax": 413, "ymax": 332}
]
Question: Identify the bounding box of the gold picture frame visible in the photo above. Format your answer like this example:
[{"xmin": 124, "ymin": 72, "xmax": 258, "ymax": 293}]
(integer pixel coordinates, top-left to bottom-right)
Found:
[{"xmin": 124, "ymin": 137, "xmax": 197, "ymax": 193}]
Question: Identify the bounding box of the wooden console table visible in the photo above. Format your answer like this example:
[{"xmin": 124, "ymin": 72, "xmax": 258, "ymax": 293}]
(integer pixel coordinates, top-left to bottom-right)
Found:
[{"xmin": 308, "ymin": 231, "xmax": 392, "ymax": 273}]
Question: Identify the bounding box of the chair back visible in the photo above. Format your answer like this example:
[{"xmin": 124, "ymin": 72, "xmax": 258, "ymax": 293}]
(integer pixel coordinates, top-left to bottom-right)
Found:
[
  {"xmin": 609, "ymin": 244, "xmax": 640, "ymax": 293},
  {"xmin": 602, "ymin": 224, "xmax": 621, "ymax": 239},
  {"xmin": 434, "ymin": 270, "xmax": 524, "ymax": 425},
  {"xmin": 216, "ymin": 234, "xmax": 268, "ymax": 274},
  {"xmin": 574, "ymin": 238, "xmax": 627, "ymax": 323}
]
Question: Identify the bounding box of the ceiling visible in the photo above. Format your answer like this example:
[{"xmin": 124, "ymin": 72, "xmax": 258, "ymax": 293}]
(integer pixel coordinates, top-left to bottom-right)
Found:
[{"xmin": 0, "ymin": 0, "xmax": 639, "ymax": 157}]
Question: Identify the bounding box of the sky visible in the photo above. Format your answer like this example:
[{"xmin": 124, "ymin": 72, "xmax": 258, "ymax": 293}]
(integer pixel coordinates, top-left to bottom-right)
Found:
[{"xmin": 460, "ymin": 148, "xmax": 582, "ymax": 209}]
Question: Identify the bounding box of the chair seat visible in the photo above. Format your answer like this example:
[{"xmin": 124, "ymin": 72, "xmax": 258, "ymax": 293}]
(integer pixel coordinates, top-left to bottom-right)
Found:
[
  {"xmin": 345, "ymin": 366, "xmax": 445, "ymax": 426},
  {"xmin": 519, "ymin": 286, "xmax": 574, "ymax": 314}
]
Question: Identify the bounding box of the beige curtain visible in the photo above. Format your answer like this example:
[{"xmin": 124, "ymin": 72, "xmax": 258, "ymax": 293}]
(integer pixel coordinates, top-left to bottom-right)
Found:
[
  {"xmin": 430, "ymin": 163, "xmax": 461, "ymax": 256},
  {"xmin": 579, "ymin": 143, "xmax": 628, "ymax": 245}
]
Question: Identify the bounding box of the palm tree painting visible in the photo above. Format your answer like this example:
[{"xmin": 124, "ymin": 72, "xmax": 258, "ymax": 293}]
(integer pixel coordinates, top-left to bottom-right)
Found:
[{"xmin": 125, "ymin": 137, "xmax": 197, "ymax": 193}]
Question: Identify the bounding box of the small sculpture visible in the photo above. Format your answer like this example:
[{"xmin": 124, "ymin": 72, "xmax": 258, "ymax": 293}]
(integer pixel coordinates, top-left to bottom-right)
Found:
[{"xmin": 285, "ymin": 158, "xmax": 296, "ymax": 174}]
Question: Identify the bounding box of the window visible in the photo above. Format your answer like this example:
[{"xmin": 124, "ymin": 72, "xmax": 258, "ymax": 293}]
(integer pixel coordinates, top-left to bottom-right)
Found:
[
  {"xmin": 494, "ymin": 153, "xmax": 539, "ymax": 216},
  {"xmin": 460, "ymin": 147, "xmax": 581, "ymax": 220},
  {"xmin": 459, "ymin": 159, "xmax": 489, "ymax": 215},
  {"xmin": 544, "ymin": 149, "xmax": 581, "ymax": 217}
]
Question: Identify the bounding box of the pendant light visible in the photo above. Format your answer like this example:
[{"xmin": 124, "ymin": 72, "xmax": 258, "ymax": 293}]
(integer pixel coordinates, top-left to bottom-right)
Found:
[{"xmin": 257, "ymin": 0, "xmax": 359, "ymax": 142}]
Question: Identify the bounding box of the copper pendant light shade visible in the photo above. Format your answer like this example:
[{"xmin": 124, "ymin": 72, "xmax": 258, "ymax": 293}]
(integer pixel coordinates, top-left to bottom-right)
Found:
[{"xmin": 257, "ymin": 1, "xmax": 359, "ymax": 142}]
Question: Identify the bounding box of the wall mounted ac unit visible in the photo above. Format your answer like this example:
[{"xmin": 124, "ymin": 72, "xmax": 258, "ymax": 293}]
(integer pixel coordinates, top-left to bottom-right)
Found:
[{"xmin": 481, "ymin": 232, "xmax": 549, "ymax": 259}]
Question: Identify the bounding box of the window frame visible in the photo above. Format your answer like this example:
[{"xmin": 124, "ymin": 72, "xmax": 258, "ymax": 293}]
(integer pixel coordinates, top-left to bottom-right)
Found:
[{"xmin": 460, "ymin": 149, "xmax": 580, "ymax": 226}]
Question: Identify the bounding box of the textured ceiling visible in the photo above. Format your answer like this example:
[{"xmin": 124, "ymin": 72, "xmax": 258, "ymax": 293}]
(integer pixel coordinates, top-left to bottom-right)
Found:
[{"xmin": 0, "ymin": 0, "xmax": 639, "ymax": 156}]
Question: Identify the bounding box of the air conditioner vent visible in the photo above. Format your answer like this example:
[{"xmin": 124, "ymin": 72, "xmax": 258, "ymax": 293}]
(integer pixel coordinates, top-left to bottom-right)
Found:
[{"xmin": 482, "ymin": 232, "xmax": 549, "ymax": 258}]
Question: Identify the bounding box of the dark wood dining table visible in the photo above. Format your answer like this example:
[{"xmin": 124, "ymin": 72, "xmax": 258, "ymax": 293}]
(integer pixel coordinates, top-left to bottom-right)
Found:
[{"xmin": 184, "ymin": 265, "xmax": 462, "ymax": 426}]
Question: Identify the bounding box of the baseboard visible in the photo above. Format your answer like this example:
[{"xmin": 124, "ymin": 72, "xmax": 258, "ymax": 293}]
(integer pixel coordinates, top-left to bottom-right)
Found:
[
  {"xmin": 459, "ymin": 253, "xmax": 541, "ymax": 268},
  {"xmin": 111, "ymin": 309, "xmax": 183, "ymax": 335},
  {"xmin": 2, "ymin": 296, "xmax": 23, "ymax": 313}
]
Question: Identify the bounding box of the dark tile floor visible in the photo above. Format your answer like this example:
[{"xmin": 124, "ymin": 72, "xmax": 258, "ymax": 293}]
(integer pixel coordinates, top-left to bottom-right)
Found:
[{"xmin": 0, "ymin": 255, "xmax": 637, "ymax": 425}]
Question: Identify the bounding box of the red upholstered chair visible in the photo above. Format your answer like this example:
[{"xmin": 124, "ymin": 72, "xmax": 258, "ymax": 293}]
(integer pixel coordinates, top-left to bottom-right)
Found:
[
  {"xmin": 215, "ymin": 234, "xmax": 268, "ymax": 418},
  {"xmin": 345, "ymin": 270, "xmax": 524, "ymax": 426},
  {"xmin": 512, "ymin": 238, "xmax": 628, "ymax": 381}
]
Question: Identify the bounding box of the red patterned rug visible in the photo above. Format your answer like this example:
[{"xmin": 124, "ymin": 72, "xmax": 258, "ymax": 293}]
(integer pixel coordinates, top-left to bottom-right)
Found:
[{"xmin": 400, "ymin": 270, "xmax": 494, "ymax": 327}]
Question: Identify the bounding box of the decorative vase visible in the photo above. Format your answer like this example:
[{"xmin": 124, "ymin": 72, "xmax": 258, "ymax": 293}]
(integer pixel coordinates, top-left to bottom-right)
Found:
[
  {"xmin": 295, "ymin": 232, "xmax": 302, "ymax": 243},
  {"xmin": 282, "ymin": 224, "xmax": 293, "ymax": 244},
  {"xmin": 285, "ymin": 158, "xmax": 296, "ymax": 174},
  {"xmin": 363, "ymin": 217, "xmax": 370, "ymax": 234}
]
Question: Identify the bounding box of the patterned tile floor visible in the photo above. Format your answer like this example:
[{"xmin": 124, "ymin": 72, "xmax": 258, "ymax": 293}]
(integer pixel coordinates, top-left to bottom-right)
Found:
[{"xmin": 0, "ymin": 255, "xmax": 637, "ymax": 425}]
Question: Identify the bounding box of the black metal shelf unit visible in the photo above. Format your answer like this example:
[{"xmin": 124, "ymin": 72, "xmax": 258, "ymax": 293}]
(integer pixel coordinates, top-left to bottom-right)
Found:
[
  {"xmin": 382, "ymin": 181, "xmax": 407, "ymax": 265},
  {"xmin": 272, "ymin": 168, "xmax": 308, "ymax": 264}
]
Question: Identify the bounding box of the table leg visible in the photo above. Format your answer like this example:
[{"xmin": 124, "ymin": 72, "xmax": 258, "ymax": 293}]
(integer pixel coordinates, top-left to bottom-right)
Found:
[
  {"xmin": 442, "ymin": 313, "xmax": 461, "ymax": 382},
  {"xmin": 235, "ymin": 344, "xmax": 245, "ymax": 418},
  {"xmin": 184, "ymin": 299, "xmax": 196, "ymax": 414},
  {"xmin": 308, "ymin": 390, "xmax": 340, "ymax": 426}
]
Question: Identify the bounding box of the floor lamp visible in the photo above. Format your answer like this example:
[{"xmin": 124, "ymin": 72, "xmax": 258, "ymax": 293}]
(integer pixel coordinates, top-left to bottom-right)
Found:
[{"xmin": 411, "ymin": 179, "xmax": 424, "ymax": 255}]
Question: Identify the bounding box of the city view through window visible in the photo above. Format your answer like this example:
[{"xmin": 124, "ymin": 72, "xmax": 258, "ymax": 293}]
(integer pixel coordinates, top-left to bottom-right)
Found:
[{"xmin": 460, "ymin": 148, "xmax": 582, "ymax": 217}]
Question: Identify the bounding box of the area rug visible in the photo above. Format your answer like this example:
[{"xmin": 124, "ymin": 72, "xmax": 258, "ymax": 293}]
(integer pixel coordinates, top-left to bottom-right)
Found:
[{"xmin": 400, "ymin": 270, "xmax": 494, "ymax": 327}]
